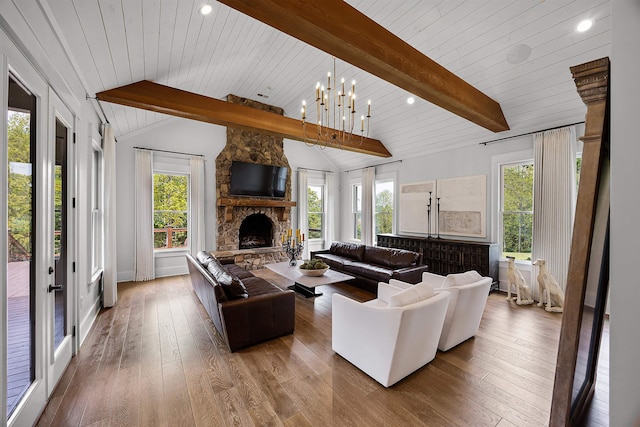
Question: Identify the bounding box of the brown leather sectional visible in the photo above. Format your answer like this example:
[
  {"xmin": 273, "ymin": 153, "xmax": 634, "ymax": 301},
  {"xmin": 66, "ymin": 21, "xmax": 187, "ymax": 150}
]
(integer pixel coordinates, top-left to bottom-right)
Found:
[
  {"xmin": 186, "ymin": 251, "xmax": 295, "ymax": 352},
  {"xmin": 311, "ymin": 242, "xmax": 430, "ymax": 293}
]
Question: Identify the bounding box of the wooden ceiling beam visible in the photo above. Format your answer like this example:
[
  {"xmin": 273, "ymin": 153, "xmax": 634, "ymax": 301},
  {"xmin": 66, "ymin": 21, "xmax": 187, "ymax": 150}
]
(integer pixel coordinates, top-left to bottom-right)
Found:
[
  {"xmin": 218, "ymin": 0, "xmax": 510, "ymax": 133},
  {"xmin": 96, "ymin": 80, "xmax": 391, "ymax": 158}
]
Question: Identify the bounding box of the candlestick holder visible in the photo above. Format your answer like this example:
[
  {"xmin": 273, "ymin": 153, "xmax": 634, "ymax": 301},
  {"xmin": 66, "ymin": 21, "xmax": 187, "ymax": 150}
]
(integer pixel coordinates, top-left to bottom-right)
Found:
[
  {"xmin": 427, "ymin": 191, "xmax": 432, "ymax": 239},
  {"xmin": 436, "ymin": 197, "xmax": 441, "ymax": 239},
  {"xmin": 283, "ymin": 239, "xmax": 304, "ymax": 266}
]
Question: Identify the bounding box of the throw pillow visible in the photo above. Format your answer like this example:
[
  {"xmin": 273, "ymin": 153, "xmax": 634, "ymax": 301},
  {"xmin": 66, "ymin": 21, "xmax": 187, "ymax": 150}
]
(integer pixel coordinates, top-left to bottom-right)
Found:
[
  {"xmin": 196, "ymin": 251, "xmax": 214, "ymax": 268},
  {"xmin": 388, "ymin": 282, "xmax": 434, "ymax": 307},
  {"xmin": 388, "ymin": 278, "xmax": 413, "ymax": 290},
  {"xmin": 442, "ymin": 270, "xmax": 482, "ymax": 288},
  {"xmin": 207, "ymin": 259, "xmax": 249, "ymax": 300}
]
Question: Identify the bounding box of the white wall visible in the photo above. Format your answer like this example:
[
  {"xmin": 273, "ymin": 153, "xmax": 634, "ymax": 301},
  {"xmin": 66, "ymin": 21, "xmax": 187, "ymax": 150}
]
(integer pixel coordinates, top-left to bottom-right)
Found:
[
  {"xmin": 611, "ymin": 0, "xmax": 640, "ymax": 423},
  {"xmin": 116, "ymin": 121, "xmax": 338, "ymax": 281},
  {"xmin": 339, "ymin": 133, "xmax": 534, "ymax": 244}
]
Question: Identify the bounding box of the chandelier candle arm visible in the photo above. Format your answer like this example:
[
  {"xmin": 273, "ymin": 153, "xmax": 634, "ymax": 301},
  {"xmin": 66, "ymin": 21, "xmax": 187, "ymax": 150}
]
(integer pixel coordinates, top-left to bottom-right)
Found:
[{"xmin": 301, "ymin": 59, "xmax": 371, "ymax": 148}]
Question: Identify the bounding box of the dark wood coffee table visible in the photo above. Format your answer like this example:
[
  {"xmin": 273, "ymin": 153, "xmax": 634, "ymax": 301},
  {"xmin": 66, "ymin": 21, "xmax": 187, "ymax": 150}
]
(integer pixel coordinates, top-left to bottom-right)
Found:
[{"xmin": 266, "ymin": 261, "xmax": 355, "ymax": 298}]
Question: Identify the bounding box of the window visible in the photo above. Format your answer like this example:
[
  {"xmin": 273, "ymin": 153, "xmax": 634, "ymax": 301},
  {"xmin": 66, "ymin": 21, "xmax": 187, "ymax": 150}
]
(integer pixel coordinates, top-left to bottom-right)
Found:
[
  {"xmin": 500, "ymin": 162, "xmax": 534, "ymax": 260},
  {"xmin": 352, "ymin": 183, "xmax": 362, "ymax": 240},
  {"xmin": 375, "ymin": 179, "xmax": 394, "ymax": 235},
  {"xmin": 153, "ymin": 173, "xmax": 189, "ymax": 250},
  {"xmin": 576, "ymin": 154, "xmax": 582, "ymax": 190},
  {"xmin": 307, "ymin": 184, "xmax": 324, "ymax": 239},
  {"xmin": 90, "ymin": 142, "xmax": 103, "ymax": 276}
]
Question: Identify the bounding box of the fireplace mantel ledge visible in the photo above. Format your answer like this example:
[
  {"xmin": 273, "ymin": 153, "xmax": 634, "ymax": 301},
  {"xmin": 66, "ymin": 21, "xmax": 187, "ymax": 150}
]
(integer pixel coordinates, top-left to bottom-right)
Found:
[{"xmin": 217, "ymin": 197, "xmax": 296, "ymax": 222}]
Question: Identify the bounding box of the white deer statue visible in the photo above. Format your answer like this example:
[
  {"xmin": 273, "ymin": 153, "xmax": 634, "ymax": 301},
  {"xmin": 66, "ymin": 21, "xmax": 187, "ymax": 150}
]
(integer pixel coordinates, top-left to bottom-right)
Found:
[
  {"xmin": 532, "ymin": 259, "xmax": 565, "ymax": 313},
  {"xmin": 506, "ymin": 256, "xmax": 534, "ymax": 305}
]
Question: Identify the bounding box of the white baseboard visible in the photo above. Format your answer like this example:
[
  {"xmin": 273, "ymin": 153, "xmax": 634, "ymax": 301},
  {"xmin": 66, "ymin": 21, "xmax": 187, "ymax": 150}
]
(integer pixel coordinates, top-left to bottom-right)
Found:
[
  {"xmin": 78, "ymin": 296, "xmax": 101, "ymax": 347},
  {"xmin": 155, "ymin": 265, "xmax": 189, "ymax": 278},
  {"xmin": 117, "ymin": 270, "xmax": 134, "ymax": 282},
  {"xmin": 117, "ymin": 266, "xmax": 188, "ymax": 283}
]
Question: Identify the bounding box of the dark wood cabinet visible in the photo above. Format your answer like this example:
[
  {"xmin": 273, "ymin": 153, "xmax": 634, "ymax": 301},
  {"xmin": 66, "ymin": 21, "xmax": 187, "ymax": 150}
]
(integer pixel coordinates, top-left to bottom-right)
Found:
[{"xmin": 377, "ymin": 234, "xmax": 500, "ymax": 286}]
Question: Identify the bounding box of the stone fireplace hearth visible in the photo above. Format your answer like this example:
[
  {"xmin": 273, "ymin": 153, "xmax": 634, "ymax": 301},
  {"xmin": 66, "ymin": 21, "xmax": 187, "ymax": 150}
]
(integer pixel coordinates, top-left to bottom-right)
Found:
[{"xmin": 213, "ymin": 95, "xmax": 294, "ymax": 269}]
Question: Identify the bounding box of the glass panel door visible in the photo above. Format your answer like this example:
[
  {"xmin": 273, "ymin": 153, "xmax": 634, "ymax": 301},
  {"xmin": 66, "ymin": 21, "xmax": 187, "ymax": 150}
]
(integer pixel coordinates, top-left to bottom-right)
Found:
[
  {"xmin": 6, "ymin": 75, "xmax": 36, "ymax": 419},
  {"xmin": 3, "ymin": 35, "xmax": 49, "ymax": 427},
  {"xmin": 46, "ymin": 91, "xmax": 74, "ymax": 394},
  {"xmin": 53, "ymin": 118, "xmax": 67, "ymax": 350}
]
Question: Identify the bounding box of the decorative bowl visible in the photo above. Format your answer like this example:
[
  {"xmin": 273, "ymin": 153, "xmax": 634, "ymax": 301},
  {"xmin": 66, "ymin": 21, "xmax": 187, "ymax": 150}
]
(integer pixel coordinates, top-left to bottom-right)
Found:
[{"xmin": 298, "ymin": 266, "xmax": 329, "ymax": 277}]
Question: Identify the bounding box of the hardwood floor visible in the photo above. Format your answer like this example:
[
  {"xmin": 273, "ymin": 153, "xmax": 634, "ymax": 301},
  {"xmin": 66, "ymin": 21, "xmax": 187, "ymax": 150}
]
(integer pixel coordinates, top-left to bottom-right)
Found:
[{"xmin": 36, "ymin": 271, "xmax": 609, "ymax": 426}]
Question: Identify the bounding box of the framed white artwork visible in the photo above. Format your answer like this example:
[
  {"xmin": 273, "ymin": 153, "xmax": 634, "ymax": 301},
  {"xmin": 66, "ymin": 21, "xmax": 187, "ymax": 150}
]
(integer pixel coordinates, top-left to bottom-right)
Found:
[
  {"xmin": 399, "ymin": 181, "xmax": 436, "ymax": 234},
  {"xmin": 436, "ymin": 174, "xmax": 487, "ymax": 238}
]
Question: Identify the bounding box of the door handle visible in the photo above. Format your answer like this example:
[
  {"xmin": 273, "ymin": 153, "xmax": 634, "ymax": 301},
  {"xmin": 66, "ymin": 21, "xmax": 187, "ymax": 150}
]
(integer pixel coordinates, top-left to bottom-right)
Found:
[
  {"xmin": 48, "ymin": 284, "xmax": 62, "ymax": 293},
  {"xmin": 49, "ymin": 266, "xmax": 54, "ymax": 274}
]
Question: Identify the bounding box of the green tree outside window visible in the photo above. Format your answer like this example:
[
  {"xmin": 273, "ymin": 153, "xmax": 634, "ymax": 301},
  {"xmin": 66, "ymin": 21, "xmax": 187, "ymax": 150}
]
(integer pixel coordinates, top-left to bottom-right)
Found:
[
  {"xmin": 153, "ymin": 173, "xmax": 189, "ymax": 249},
  {"xmin": 501, "ymin": 163, "xmax": 533, "ymax": 260},
  {"xmin": 375, "ymin": 182, "xmax": 394, "ymax": 235},
  {"xmin": 307, "ymin": 185, "xmax": 323, "ymax": 239},
  {"xmin": 8, "ymin": 112, "xmax": 33, "ymax": 256},
  {"xmin": 353, "ymin": 184, "xmax": 362, "ymax": 240}
]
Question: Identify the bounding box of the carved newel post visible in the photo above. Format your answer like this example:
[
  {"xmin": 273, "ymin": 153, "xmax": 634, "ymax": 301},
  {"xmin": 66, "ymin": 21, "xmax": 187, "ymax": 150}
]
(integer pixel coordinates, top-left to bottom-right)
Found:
[{"xmin": 550, "ymin": 57, "xmax": 609, "ymax": 426}]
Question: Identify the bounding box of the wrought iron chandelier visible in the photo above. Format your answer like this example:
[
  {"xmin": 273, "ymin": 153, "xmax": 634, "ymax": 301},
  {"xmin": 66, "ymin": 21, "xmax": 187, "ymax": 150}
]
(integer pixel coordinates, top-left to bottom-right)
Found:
[{"xmin": 301, "ymin": 58, "xmax": 371, "ymax": 148}]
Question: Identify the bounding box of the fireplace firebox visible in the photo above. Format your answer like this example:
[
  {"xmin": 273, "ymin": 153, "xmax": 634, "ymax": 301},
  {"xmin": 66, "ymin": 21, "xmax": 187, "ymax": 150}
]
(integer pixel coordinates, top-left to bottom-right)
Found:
[{"xmin": 239, "ymin": 213, "xmax": 273, "ymax": 249}]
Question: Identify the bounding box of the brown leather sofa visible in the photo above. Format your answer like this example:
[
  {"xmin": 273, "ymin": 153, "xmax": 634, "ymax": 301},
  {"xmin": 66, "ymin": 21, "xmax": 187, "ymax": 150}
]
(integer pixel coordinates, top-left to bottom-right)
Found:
[
  {"xmin": 310, "ymin": 242, "xmax": 429, "ymax": 293},
  {"xmin": 186, "ymin": 251, "xmax": 295, "ymax": 352}
]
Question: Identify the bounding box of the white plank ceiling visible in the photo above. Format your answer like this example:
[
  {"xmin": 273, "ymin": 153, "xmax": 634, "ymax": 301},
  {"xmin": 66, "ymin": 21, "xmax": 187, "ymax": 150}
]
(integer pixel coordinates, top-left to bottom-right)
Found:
[{"xmin": 40, "ymin": 0, "xmax": 610, "ymax": 171}]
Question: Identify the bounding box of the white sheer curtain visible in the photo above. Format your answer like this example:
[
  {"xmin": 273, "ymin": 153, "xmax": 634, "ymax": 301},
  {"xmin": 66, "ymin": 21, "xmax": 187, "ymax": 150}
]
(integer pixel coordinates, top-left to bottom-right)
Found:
[
  {"xmin": 134, "ymin": 149, "xmax": 155, "ymax": 281},
  {"xmin": 532, "ymin": 126, "xmax": 577, "ymax": 300},
  {"xmin": 102, "ymin": 124, "xmax": 118, "ymax": 307},
  {"xmin": 297, "ymin": 169, "xmax": 309, "ymax": 259},
  {"xmin": 325, "ymin": 171, "xmax": 337, "ymax": 247},
  {"xmin": 190, "ymin": 156, "xmax": 206, "ymax": 255},
  {"xmin": 361, "ymin": 167, "xmax": 375, "ymax": 245}
]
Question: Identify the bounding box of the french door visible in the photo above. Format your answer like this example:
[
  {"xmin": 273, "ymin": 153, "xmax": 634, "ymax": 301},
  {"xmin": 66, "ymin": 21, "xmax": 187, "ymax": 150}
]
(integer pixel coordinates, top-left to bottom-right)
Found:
[
  {"xmin": 46, "ymin": 90, "xmax": 74, "ymax": 395},
  {"xmin": 3, "ymin": 31, "xmax": 76, "ymax": 426},
  {"xmin": 3, "ymin": 42, "xmax": 48, "ymax": 426}
]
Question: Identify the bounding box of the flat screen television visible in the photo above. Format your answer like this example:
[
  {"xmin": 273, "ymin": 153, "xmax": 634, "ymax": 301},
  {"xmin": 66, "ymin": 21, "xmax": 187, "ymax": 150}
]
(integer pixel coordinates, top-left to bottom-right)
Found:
[{"xmin": 229, "ymin": 160, "xmax": 288, "ymax": 198}]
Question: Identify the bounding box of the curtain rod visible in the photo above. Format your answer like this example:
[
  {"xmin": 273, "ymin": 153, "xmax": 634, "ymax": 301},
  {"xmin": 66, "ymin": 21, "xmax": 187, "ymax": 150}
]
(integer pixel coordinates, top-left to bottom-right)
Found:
[
  {"xmin": 134, "ymin": 146, "xmax": 205, "ymax": 158},
  {"xmin": 297, "ymin": 167, "xmax": 334, "ymax": 173},
  {"xmin": 86, "ymin": 95, "xmax": 110, "ymax": 125},
  {"xmin": 478, "ymin": 121, "xmax": 585, "ymax": 146},
  {"xmin": 345, "ymin": 159, "xmax": 402, "ymax": 173}
]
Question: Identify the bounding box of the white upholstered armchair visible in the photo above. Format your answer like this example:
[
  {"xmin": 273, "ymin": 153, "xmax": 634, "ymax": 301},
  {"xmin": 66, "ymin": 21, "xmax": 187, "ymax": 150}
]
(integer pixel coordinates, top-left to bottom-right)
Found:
[
  {"xmin": 419, "ymin": 270, "xmax": 493, "ymax": 351},
  {"xmin": 332, "ymin": 282, "xmax": 450, "ymax": 387}
]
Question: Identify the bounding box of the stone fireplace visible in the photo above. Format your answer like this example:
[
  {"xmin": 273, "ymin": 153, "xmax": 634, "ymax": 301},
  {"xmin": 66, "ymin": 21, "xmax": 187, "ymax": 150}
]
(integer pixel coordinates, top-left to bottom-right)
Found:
[{"xmin": 213, "ymin": 95, "xmax": 293, "ymax": 269}]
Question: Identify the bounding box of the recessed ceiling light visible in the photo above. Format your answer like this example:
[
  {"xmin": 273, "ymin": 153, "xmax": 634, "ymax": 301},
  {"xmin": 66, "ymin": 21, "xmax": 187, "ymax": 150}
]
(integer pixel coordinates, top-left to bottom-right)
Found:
[
  {"xmin": 200, "ymin": 4, "xmax": 213, "ymax": 15},
  {"xmin": 407, "ymin": 97, "xmax": 415, "ymax": 105},
  {"xmin": 576, "ymin": 19, "xmax": 593, "ymax": 32},
  {"xmin": 506, "ymin": 44, "xmax": 532, "ymax": 64}
]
